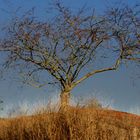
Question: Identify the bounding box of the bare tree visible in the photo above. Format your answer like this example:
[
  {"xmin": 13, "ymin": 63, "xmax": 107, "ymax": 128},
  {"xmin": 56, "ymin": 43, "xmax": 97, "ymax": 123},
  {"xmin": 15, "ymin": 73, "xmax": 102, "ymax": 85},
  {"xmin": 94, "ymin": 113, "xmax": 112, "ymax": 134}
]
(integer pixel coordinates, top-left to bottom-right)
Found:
[{"xmin": 0, "ymin": 3, "xmax": 140, "ymax": 107}]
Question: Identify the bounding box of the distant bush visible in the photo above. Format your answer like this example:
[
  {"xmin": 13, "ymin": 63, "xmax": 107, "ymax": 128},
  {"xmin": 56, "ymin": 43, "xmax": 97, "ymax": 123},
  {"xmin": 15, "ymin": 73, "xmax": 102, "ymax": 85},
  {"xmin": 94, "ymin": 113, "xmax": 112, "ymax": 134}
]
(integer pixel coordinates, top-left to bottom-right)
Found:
[
  {"xmin": 83, "ymin": 98, "xmax": 102, "ymax": 108},
  {"xmin": 75, "ymin": 97, "xmax": 103, "ymax": 109},
  {"xmin": 0, "ymin": 99, "xmax": 3, "ymax": 111},
  {"xmin": 7, "ymin": 102, "xmax": 29, "ymax": 117}
]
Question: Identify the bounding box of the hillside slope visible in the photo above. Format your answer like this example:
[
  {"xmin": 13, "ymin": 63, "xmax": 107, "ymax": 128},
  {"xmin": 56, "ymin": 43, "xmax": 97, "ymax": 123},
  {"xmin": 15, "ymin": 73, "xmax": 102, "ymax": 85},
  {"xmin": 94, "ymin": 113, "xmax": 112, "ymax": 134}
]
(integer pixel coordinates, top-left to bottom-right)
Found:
[{"xmin": 0, "ymin": 107, "xmax": 140, "ymax": 140}]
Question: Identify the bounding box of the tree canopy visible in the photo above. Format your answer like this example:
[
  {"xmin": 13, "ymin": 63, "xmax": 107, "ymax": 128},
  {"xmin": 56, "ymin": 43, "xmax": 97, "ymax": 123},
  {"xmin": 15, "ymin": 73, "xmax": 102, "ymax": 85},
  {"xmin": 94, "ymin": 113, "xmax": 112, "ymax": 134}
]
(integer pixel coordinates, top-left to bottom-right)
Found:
[{"xmin": 0, "ymin": 2, "xmax": 140, "ymax": 106}]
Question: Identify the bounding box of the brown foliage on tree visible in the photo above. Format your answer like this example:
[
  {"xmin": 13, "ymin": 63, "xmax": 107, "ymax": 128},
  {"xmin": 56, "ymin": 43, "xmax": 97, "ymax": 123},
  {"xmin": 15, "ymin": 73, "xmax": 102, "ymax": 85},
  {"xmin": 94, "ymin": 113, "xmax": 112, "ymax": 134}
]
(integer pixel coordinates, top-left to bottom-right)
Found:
[{"xmin": 0, "ymin": 2, "xmax": 140, "ymax": 107}]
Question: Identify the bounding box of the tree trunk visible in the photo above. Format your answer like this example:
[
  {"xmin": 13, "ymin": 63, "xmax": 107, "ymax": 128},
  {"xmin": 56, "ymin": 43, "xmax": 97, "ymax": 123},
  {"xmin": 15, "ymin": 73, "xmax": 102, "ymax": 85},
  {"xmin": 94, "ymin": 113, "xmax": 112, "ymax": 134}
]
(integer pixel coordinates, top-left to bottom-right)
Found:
[{"xmin": 60, "ymin": 90, "xmax": 71, "ymax": 108}]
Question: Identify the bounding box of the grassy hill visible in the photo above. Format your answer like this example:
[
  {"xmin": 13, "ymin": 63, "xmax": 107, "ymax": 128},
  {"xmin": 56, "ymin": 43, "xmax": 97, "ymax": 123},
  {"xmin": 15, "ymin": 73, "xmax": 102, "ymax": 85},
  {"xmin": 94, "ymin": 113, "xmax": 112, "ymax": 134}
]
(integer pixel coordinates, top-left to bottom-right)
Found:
[{"xmin": 0, "ymin": 106, "xmax": 140, "ymax": 140}]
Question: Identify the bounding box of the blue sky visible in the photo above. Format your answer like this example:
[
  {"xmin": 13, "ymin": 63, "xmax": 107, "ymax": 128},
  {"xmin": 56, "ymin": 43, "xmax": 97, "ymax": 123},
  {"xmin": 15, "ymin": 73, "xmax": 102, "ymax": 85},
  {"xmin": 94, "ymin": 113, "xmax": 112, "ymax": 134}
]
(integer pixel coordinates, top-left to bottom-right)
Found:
[{"xmin": 0, "ymin": 0, "xmax": 140, "ymax": 115}]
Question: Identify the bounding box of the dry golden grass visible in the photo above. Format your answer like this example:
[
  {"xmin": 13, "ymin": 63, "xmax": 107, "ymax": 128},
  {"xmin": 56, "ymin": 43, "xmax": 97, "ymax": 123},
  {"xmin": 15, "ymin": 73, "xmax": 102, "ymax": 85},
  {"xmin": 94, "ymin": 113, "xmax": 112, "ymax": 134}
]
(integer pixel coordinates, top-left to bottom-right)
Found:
[{"xmin": 0, "ymin": 105, "xmax": 140, "ymax": 140}]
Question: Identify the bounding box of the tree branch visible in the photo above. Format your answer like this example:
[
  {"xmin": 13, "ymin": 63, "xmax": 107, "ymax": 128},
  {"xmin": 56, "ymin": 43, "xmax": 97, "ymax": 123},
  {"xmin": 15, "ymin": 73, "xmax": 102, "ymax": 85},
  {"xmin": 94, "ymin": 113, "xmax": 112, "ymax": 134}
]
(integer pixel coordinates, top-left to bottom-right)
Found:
[{"xmin": 73, "ymin": 57, "xmax": 121, "ymax": 87}]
